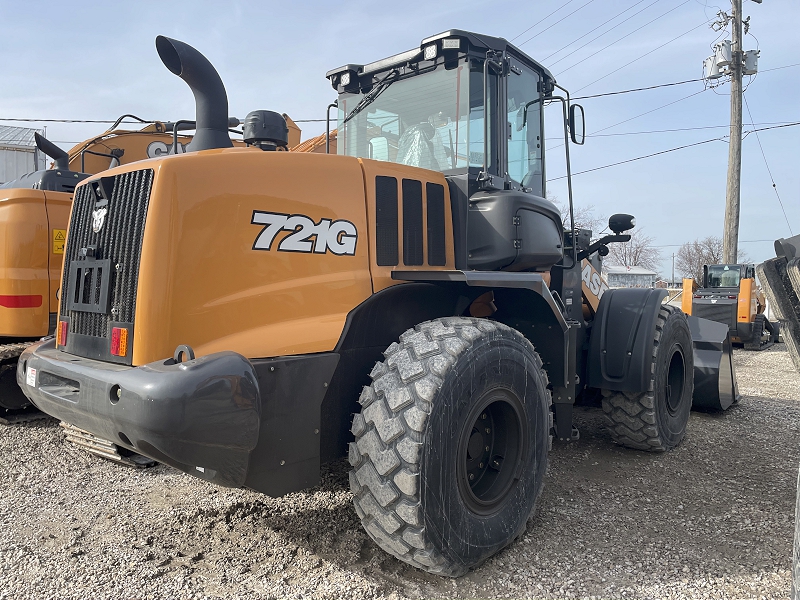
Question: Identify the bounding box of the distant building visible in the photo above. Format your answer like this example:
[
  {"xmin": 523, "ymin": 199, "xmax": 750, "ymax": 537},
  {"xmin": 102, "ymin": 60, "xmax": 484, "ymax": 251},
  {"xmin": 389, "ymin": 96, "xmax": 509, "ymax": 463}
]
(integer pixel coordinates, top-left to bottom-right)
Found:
[
  {"xmin": 0, "ymin": 125, "xmax": 43, "ymax": 184},
  {"xmin": 605, "ymin": 265, "xmax": 658, "ymax": 289}
]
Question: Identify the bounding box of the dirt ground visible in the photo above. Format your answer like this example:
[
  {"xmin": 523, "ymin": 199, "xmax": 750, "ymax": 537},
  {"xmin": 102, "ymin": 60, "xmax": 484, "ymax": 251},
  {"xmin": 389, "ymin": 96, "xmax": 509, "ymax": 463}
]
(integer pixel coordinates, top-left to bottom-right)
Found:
[{"xmin": 0, "ymin": 345, "xmax": 798, "ymax": 599}]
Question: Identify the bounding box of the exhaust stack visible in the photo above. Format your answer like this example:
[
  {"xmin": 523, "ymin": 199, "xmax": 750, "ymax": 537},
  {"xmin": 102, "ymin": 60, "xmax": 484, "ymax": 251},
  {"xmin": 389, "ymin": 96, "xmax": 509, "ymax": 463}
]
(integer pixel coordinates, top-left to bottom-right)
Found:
[
  {"xmin": 34, "ymin": 132, "xmax": 69, "ymax": 171},
  {"xmin": 155, "ymin": 35, "xmax": 233, "ymax": 152}
]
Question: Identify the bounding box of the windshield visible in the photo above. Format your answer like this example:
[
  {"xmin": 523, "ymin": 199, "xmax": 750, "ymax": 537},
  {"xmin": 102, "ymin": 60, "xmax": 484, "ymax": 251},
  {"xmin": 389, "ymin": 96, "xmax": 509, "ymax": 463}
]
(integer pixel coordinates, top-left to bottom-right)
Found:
[
  {"xmin": 338, "ymin": 65, "xmax": 471, "ymax": 173},
  {"xmin": 707, "ymin": 264, "xmax": 741, "ymax": 288}
]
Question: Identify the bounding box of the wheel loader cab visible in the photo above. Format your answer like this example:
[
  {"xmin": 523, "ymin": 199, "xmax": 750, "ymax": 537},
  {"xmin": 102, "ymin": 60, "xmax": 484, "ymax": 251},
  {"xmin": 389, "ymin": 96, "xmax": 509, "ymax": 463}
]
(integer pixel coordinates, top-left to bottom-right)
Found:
[{"xmin": 328, "ymin": 30, "xmax": 564, "ymax": 274}]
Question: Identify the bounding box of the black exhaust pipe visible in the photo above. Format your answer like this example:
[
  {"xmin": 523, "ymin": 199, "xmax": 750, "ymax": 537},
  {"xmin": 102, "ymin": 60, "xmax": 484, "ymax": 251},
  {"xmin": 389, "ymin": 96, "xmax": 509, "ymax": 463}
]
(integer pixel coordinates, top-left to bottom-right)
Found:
[
  {"xmin": 155, "ymin": 35, "xmax": 233, "ymax": 152},
  {"xmin": 34, "ymin": 132, "xmax": 70, "ymax": 171}
]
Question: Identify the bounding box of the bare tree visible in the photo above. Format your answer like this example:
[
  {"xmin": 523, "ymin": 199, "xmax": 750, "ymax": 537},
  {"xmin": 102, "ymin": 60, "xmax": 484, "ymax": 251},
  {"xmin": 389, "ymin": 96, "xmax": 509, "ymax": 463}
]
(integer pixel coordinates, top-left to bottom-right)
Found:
[
  {"xmin": 606, "ymin": 229, "xmax": 662, "ymax": 271},
  {"xmin": 554, "ymin": 197, "xmax": 606, "ymax": 233},
  {"xmin": 675, "ymin": 236, "xmax": 751, "ymax": 281}
]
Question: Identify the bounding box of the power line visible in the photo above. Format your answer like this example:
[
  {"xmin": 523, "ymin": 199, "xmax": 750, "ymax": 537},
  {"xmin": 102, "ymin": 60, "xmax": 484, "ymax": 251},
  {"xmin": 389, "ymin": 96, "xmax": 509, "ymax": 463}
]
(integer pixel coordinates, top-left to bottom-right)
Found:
[
  {"xmin": 518, "ymin": 0, "xmax": 598, "ymax": 47},
  {"xmin": 572, "ymin": 78, "xmax": 704, "ymax": 100},
  {"xmin": 541, "ymin": 0, "xmax": 651, "ymax": 63},
  {"xmin": 743, "ymin": 94, "xmax": 793, "ymax": 235},
  {"xmin": 0, "ymin": 117, "xmax": 329, "ymax": 124},
  {"xmin": 544, "ymin": 121, "xmax": 796, "ymax": 140},
  {"xmin": 593, "ymin": 87, "xmax": 709, "ymax": 134},
  {"xmin": 557, "ymin": 0, "xmax": 693, "ymax": 77},
  {"xmin": 511, "ymin": 0, "xmax": 579, "ymax": 42},
  {"xmin": 548, "ymin": 0, "xmax": 663, "ymax": 68},
  {"xmin": 573, "ymin": 19, "xmax": 710, "ymax": 93},
  {"xmin": 547, "ymin": 122, "xmax": 800, "ymax": 181}
]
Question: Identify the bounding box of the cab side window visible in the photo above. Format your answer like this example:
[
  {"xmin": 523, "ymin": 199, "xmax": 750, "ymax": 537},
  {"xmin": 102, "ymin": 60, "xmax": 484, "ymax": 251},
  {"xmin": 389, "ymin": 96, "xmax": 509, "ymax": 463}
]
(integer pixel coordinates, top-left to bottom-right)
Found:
[{"xmin": 507, "ymin": 64, "xmax": 543, "ymax": 195}]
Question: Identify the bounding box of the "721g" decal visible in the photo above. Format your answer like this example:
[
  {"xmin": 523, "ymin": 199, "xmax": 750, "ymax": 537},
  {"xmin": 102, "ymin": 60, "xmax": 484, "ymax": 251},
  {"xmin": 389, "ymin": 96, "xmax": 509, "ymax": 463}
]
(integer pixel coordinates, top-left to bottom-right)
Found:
[{"xmin": 251, "ymin": 211, "xmax": 358, "ymax": 256}]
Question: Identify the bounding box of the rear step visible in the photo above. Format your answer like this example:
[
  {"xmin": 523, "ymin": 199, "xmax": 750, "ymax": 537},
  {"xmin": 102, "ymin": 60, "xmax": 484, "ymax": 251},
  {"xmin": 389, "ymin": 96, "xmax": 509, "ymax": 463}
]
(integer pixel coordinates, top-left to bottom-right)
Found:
[{"xmin": 60, "ymin": 422, "xmax": 157, "ymax": 468}]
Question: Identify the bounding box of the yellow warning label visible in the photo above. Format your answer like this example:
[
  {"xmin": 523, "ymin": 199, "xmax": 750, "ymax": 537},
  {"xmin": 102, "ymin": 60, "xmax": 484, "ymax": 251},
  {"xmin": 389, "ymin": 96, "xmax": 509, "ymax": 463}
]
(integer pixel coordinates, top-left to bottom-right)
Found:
[{"xmin": 52, "ymin": 229, "xmax": 66, "ymax": 254}]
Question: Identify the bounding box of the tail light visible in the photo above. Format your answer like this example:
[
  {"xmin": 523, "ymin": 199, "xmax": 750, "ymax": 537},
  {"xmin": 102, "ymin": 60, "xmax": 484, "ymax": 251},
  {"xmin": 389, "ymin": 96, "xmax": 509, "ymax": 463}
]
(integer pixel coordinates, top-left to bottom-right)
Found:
[
  {"xmin": 56, "ymin": 320, "xmax": 68, "ymax": 346},
  {"xmin": 110, "ymin": 327, "xmax": 129, "ymax": 357},
  {"xmin": 693, "ymin": 294, "xmax": 703, "ymax": 298},
  {"xmin": 728, "ymin": 295, "xmax": 737, "ymax": 299}
]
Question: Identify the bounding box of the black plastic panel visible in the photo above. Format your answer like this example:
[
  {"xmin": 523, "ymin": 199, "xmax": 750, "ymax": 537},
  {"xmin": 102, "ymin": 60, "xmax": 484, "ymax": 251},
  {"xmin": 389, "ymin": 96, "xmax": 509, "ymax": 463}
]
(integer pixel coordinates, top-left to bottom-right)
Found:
[
  {"xmin": 426, "ymin": 182, "xmax": 446, "ymax": 266},
  {"xmin": 587, "ymin": 288, "xmax": 667, "ymax": 392},
  {"xmin": 402, "ymin": 178, "xmax": 423, "ymax": 266},
  {"xmin": 375, "ymin": 176, "xmax": 399, "ymax": 266}
]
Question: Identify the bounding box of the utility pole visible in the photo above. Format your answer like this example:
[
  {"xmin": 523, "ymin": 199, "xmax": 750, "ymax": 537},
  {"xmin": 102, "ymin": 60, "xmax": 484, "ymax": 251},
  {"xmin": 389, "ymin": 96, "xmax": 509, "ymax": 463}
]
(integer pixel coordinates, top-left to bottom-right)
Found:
[
  {"xmin": 722, "ymin": 0, "xmax": 743, "ymax": 264},
  {"xmin": 671, "ymin": 253, "xmax": 675, "ymax": 286}
]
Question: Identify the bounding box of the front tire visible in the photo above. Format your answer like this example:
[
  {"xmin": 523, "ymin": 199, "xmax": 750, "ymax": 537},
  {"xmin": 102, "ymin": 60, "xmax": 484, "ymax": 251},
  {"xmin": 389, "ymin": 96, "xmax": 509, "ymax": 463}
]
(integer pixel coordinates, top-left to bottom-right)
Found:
[
  {"xmin": 602, "ymin": 305, "xmax": 694, "ymax": 451},
  {"xmin": 349, "ymin": 317, "xmax": 552, "ymax": 576}
]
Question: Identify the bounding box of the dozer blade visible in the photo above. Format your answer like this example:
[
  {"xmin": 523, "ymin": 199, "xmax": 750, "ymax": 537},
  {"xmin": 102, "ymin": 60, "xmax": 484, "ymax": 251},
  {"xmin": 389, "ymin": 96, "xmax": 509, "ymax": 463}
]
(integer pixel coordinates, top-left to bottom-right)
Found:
[
  {"xmin": 687, "ymin": 315, "xmax": 739, "ymax": 411},
  {"xmin": 60, "ymin": 422, "xmax": 157, "ymax": 468}
]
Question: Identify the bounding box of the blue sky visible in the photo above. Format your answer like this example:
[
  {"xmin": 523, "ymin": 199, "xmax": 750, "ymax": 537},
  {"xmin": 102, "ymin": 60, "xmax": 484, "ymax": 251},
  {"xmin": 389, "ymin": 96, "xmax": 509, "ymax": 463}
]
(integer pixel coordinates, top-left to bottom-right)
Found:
[{"xmin": 1, "ymin": 0, "xmax": 797, "ymax": 276}]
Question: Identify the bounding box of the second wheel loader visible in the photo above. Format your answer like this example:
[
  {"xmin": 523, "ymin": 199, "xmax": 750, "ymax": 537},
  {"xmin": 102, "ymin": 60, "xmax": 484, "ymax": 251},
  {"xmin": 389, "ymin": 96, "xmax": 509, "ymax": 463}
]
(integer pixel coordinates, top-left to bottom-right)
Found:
[{"xmin": 17, "ymin": 31, "xmax": 737, "ymax": 575}]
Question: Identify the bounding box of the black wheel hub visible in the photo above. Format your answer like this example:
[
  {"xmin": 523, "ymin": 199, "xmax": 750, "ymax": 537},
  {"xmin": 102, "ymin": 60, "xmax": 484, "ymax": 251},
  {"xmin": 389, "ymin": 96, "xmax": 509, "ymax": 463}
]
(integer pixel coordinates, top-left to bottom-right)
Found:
[
  {"xmin": 457, "ymin": 389, "xmax": 524, "ymax": 515},
  {"xmin": 665, "ymin": 347, "xmax": 686, "ymax": 415}
]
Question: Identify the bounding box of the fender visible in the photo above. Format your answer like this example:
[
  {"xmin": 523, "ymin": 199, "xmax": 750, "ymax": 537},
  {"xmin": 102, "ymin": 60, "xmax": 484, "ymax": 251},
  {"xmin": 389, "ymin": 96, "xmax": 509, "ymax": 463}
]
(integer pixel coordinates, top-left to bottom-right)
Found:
[{"xmin": 587, "ymin": 288, "xmax": 668, "ymax": 392}]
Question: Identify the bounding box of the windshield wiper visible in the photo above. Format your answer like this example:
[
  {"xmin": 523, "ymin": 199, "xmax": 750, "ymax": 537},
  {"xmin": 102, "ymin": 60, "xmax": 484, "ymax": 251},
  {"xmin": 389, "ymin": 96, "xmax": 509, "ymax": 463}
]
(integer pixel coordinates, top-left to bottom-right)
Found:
[{"xmin": 342, "ymin": 69, "xmax": 400, "ymax": 125}]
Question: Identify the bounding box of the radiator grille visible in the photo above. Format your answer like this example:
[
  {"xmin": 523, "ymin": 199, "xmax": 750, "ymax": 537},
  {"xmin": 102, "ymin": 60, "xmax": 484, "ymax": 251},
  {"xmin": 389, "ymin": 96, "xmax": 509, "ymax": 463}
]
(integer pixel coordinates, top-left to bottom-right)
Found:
[
  {"xmin": 60, "ymin": 169, "xmax": 154, "ymax": 342},
  {"xmin": 402, "ymin": 179, "xmax": 423, "ymax": 266},
  {"xmin": 375, "ymin": 176, "xmax": 399, "ymax": 266},
  {"xmin": 692, "ymin": 301, "xmax": 737, "ymax": 329},
  {"xmin": 426, "ymin": 183, "xmax": 446, "ymax": 266}
]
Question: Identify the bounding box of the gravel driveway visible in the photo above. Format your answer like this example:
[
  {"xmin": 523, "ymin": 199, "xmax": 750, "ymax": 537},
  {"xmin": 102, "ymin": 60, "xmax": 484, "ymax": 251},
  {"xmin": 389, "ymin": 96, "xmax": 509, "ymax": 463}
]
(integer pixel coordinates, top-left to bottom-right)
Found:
[{"xmin": 1, "ymin": 346, "xmax": 797, "ymax": 599}]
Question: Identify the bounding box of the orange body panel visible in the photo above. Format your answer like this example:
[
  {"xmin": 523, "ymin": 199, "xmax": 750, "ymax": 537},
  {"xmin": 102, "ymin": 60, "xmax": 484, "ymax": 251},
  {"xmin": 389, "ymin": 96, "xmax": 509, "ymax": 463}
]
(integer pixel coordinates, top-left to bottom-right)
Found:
[
  {"xmin": 124, "ymin": 150, "xmax": 373, "ymax": 365},
  {"xmin": 738, "ymin": 277, "xmax": 756, "ymax": 323},
  {"xmin": 580, "ymin": 259, "xmax": 609, "ymax": 314},
  {"xmin": 0, "ymin": 189, "xmax": 70, "ymax": 336},
  {"xmin": 357, "ymin": 159, "xmax": 455, "ymax": 292},
  {"xmin": 681, "ymin": 278, "xmax": 696, "ymax": 315}
]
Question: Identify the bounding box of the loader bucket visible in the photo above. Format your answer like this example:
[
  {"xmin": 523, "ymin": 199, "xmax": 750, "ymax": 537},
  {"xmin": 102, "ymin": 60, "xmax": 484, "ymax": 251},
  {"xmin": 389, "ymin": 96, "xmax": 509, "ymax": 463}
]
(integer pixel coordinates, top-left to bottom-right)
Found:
[{"xmin": 687, "ymin": 315, "xmax": 739, "ymax": 411}]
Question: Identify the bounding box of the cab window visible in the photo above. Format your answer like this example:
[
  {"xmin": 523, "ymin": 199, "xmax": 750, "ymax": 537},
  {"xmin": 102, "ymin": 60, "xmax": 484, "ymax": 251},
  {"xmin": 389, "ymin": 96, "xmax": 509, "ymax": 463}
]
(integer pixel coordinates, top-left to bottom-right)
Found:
[{"xmin": 507, "ymin": 63, "xmax": 543, "ymax": 195}]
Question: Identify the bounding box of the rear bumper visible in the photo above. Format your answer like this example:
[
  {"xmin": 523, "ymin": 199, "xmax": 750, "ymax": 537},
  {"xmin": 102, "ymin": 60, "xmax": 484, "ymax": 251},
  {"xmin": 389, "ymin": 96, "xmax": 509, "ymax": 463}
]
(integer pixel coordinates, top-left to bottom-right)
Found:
[{"xmin": 17, "ymin": 339, "xmax": 339, "ymax": 495}]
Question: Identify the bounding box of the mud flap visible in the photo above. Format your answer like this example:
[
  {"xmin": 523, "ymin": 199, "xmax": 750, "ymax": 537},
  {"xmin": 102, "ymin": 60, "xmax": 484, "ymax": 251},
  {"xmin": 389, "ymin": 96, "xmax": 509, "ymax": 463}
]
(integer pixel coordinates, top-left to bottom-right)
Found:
[{"xmin": 687, "ymin": 315, "xmax": 739, "ymax": 411}]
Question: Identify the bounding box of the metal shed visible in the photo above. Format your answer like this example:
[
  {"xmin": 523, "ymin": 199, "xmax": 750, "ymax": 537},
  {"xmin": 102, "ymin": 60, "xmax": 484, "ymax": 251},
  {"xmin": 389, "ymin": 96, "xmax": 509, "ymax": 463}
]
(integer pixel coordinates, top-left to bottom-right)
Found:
[{"xmin": 0, "ymin": 126, "xmax": 43, "ymax": 184}]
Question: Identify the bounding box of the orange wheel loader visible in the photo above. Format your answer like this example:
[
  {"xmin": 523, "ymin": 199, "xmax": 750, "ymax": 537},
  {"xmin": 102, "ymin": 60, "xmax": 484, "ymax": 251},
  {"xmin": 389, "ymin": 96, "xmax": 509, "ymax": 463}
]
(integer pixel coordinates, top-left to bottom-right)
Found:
[{"xmin": 16, "ymin": 32, "xmax": 737, "ymax": 575}]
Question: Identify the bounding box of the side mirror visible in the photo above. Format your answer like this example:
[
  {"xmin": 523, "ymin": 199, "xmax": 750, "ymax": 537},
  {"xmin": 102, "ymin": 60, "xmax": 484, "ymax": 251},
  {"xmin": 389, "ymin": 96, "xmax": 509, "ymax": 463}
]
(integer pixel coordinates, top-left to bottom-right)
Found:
[
  {"xmin": 569, "ymin": 104, "xmax": 585, "ymax": 145},
  {"xmin": 608, "ymin": 213, "xmax": 635, "ymax": 234}
]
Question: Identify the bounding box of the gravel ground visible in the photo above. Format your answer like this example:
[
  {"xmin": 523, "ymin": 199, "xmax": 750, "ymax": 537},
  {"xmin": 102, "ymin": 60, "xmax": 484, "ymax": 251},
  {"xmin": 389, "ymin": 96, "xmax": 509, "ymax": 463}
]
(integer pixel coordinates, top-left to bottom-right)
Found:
[{"xmin": 1, "ymin": 345, "xmax": 798, "ymax": 599}]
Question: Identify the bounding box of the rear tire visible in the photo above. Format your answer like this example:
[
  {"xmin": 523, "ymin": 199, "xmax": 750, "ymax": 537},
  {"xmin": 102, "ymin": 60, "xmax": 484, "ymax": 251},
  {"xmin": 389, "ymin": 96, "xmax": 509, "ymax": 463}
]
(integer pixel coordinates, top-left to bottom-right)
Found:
[
  {"xmin": 602, "ymin": 305, "xmax": 694, "ymax": 451},
  {"xmin": 349, "ymin": 317, "xmax": 551, "ymax": 576}
]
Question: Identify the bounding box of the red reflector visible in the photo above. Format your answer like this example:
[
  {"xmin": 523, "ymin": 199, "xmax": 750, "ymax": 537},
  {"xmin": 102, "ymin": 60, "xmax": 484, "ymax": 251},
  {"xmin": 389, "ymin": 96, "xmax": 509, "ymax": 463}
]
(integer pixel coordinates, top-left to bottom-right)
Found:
[
  {"xmin": 110, "ymin": 327, "xmax": 128, "ymax": 357},
  {"xmin": 56, "ymin": 321, "xmax": 68, "ymax": 346},
  {"xmin": 0, "ymin": 294, "xmax": 42, "ymax": 308}
]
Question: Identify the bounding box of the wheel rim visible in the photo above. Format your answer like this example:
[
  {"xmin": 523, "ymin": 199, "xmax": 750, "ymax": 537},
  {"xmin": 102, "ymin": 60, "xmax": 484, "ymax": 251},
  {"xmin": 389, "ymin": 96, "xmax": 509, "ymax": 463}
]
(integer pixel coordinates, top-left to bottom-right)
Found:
[
  {"xmin": 665, "ymin": 347, "xmax": 686, "ymax": 415},
  {"xmin": 457, "ymin": 389, "xmax": 524, "ymax": 515}
]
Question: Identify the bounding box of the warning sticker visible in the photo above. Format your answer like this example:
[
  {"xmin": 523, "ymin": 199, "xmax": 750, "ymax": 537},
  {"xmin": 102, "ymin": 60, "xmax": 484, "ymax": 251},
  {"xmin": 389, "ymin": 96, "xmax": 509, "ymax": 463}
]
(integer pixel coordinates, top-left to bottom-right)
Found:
[
  {"xmin": 52, "ymin": 229, "xmax": 66, "ymax": 254},
  {"xmin": 26, "ymin": 367, "xmax": 36, "ymax": 388}
]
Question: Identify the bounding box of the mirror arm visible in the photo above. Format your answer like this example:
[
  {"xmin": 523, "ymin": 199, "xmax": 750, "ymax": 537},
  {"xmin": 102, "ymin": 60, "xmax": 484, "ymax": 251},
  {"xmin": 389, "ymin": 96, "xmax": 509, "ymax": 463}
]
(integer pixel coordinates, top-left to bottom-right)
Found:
[{"xmin": 576, "ymin": 234, "xmax": 631, "ymax": 262}]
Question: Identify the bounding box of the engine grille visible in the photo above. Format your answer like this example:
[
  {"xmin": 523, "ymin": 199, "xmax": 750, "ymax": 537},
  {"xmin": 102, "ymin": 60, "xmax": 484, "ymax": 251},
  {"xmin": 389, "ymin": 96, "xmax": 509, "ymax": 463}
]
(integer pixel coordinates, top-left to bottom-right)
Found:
[
  {"xmin": 60, "ymin": 169, "xmax": 154, "ymax": 358},
  {"xmin": 374, "ymin": 176, "xmax": 447, "ymax": 268},
  {"xmin": 692, "ymin": 301, "xmax": 737, "ymax": 329}
]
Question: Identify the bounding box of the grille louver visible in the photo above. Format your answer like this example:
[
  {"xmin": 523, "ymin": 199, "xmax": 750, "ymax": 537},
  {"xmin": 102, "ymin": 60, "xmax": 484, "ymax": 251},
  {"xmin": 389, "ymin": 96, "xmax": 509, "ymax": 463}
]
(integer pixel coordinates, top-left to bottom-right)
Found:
[{"xmin": 60, "ymin": 169, "xmax": 154, "ymax": 362}]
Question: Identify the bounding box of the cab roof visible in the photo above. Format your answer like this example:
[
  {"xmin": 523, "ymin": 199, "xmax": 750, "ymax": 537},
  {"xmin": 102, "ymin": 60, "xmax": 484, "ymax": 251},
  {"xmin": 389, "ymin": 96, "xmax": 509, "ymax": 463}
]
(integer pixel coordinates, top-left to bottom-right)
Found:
[{"xmin": 326, "ymin": 29, "xmax": 556, "ymax": 85}]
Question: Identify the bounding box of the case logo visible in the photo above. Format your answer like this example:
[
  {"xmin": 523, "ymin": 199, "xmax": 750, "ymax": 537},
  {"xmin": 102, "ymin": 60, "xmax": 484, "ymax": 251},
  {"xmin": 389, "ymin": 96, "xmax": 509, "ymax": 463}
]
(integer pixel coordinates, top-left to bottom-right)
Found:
[
  {"xmin": 251, "ymin": 211, "xmax": 357, "ymax": 256},
  {"xmin": 92, "ymin": 208, "xmax": 108, "ymax": 233}
]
